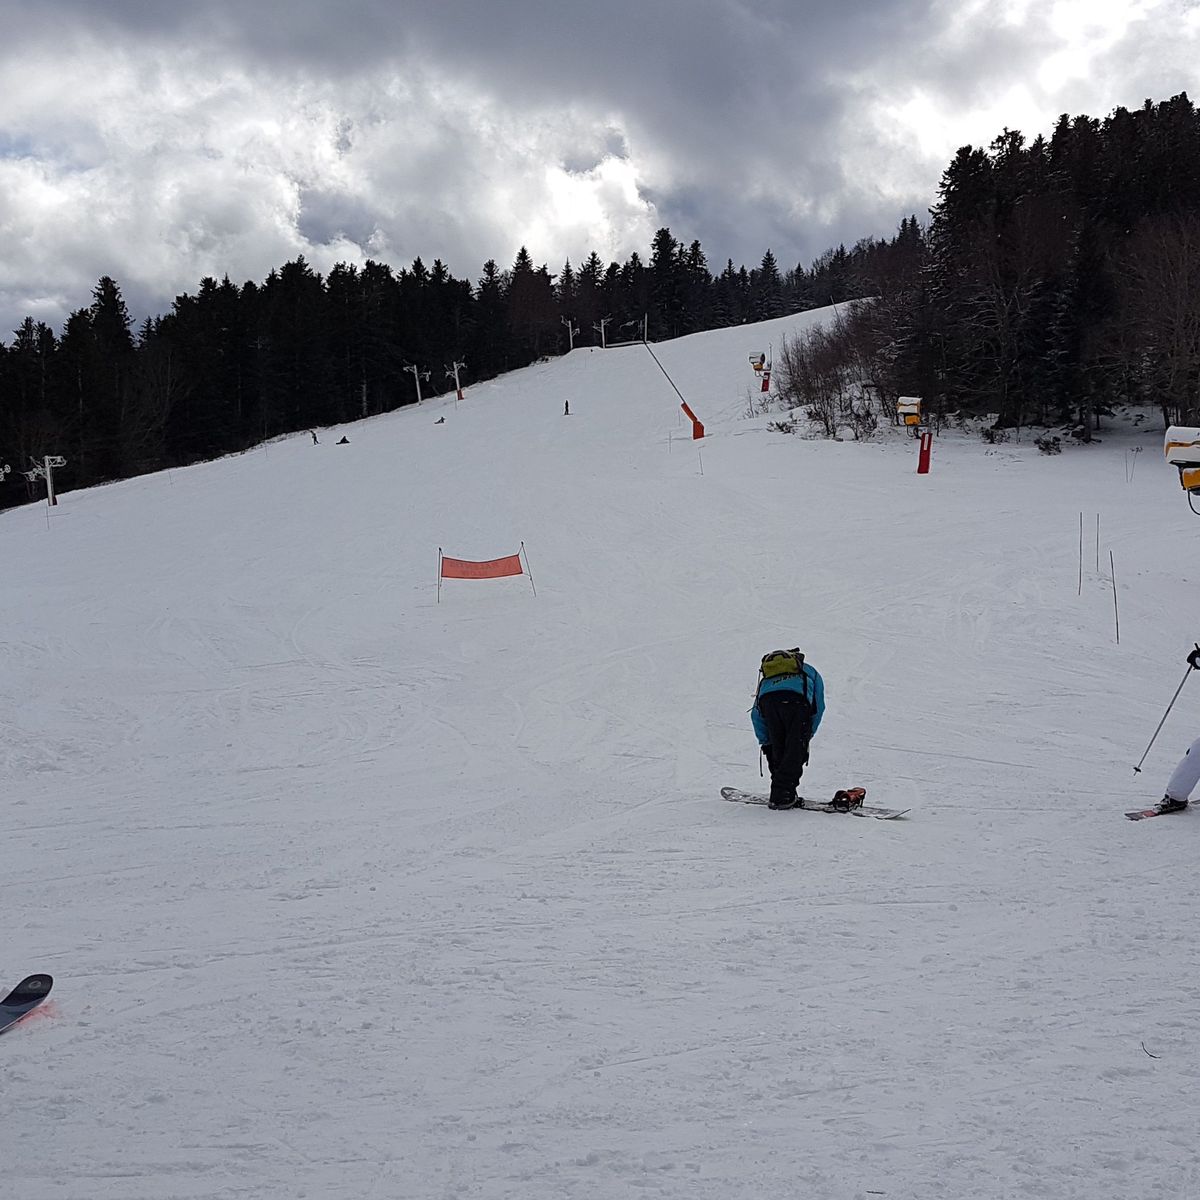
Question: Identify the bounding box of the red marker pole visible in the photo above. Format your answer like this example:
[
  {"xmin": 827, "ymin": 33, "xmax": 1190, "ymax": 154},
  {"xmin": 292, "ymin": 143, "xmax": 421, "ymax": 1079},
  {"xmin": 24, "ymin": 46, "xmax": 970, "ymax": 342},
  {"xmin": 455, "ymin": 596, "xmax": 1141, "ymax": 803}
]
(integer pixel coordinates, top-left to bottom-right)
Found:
[{"xmin": 917, "ymin": 429, "xmax": 933, "ymax": 474}]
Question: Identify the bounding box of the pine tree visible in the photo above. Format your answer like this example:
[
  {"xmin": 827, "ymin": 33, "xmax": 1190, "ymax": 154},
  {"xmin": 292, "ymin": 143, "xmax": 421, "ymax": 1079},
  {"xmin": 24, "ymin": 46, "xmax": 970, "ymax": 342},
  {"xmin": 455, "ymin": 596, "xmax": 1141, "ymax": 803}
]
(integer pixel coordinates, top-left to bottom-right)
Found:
[
  {"xmin": 751, "ymin": 249, "xmax": 785, "ymax": 321},
  {"xmin": 682, "ymin": 240, "xmax": 713, "ymax": 332},
  {"xmin": 616, "ymin": 251, "xmax": 649, "ymax": 337},
  {"xmin": 648, "ymin": 227, "xmax": 685, "ymax": 339},
  {"xmin": 360, "ymin": 260, "xmax": 402, "ymax": 414},
  {"xmin": 556, "ymin": 258, "xmax": 577, "ymax": 314},
  {"xmin": 326, "ymin": 262, "xmax": 366, "ymax": 424},
  {"xmin": 712, "ymin": 259, "xmax": 741, "ymax": 327},
  {"xmin": 3, "ymin": 318, "xmax": 58, "ymax": 475},
  {"xmin": 507, "ymin": 247, "xmax": 557, "ymax": 361},
  {"xmin": 473, "ymin": 259, "xmax": 509, "ymax": 376},
  {"xmin": 259, "ymin": 257, "xmax": 331, "ymax": 434},
  {"xmin": 82, "ymin": 276, "xmax": 136, "ymax": 480},
  {"xmin": 576, "ymin": 252, "xmax": 604, "ymax": 342}
]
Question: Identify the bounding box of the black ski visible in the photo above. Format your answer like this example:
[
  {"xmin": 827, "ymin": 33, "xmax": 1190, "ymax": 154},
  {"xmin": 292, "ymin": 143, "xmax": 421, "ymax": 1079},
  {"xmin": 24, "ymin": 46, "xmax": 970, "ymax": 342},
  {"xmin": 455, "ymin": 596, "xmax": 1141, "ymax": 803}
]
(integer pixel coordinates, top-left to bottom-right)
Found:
[
  {"xmin": 0, "ymin": 974, "xmax": 53, "ymax": 1035},
  {"xmin": 1126, "ymin": 804, "xmax": 1189, "ymax": 821}
]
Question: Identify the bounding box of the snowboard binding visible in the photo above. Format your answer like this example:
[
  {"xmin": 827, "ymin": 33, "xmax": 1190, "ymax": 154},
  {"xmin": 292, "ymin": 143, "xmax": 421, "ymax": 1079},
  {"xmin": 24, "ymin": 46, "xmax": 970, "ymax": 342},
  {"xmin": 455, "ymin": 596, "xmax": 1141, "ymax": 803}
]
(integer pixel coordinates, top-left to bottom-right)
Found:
[{"xmin": 829, "ymin": 788, "xmax": 866, "ymax": 813}]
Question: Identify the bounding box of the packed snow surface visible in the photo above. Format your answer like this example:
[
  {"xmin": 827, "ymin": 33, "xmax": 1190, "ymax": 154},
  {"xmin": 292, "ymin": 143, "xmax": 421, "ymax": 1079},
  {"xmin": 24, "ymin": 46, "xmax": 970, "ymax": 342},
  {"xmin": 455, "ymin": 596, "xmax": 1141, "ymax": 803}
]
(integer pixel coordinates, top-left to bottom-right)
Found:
[{"xmin": 5, "ymin": 307, "xmax": 1200, "ymax": 1198}]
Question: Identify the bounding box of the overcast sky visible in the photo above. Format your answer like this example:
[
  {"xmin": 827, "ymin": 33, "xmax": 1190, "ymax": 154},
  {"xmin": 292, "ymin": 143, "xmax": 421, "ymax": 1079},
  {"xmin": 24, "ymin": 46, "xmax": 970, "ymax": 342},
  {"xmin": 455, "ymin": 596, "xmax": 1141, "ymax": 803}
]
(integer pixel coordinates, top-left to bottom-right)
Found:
[{"xmin": 1, "ymin": 0, "xmax": 1197, "ymax": 337}]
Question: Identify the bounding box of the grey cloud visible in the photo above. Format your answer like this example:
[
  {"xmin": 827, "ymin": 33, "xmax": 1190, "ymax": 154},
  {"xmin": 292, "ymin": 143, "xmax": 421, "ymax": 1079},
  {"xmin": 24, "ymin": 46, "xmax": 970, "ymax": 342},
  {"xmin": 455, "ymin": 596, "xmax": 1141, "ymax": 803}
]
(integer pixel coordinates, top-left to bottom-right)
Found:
[
  {"xmin": 558, "ymin": 127, "xmax": 631, "ymax": 177},
  {"xmin": 1, "ymin": 0, "xmax": 1197, "ymax": 335},
  {"xmin": 296, "ymin": 189, "xmax": 382, "ymax": 250}
]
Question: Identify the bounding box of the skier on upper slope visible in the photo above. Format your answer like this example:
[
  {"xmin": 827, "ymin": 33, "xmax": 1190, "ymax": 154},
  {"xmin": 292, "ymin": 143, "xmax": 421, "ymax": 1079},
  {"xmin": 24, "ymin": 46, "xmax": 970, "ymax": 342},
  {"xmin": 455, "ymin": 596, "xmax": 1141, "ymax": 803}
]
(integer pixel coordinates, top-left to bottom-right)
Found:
[
  {"xmin": 750, "ymin": 649, "xmax": 825, "ymax": 810},
  {"xmin": 1157, "ymin": 645, "xmax": 1200, "ymax": 813}
]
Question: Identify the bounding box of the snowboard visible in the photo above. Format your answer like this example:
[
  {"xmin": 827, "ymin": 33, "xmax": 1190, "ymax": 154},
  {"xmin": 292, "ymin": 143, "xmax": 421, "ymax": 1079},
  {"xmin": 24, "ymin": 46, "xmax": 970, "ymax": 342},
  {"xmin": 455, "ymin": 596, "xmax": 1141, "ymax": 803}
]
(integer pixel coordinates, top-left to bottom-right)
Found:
[
  {"xmin": 721, "ymin": 787, "xmax": 910, "ymax": 820},
  {"xmin": 0, "ymin": 974, "xmax": 53, "ymax": 1035},
  {"xmin": 1126, "ymin": 803, "xmax": 1189, "ymax": 821}
]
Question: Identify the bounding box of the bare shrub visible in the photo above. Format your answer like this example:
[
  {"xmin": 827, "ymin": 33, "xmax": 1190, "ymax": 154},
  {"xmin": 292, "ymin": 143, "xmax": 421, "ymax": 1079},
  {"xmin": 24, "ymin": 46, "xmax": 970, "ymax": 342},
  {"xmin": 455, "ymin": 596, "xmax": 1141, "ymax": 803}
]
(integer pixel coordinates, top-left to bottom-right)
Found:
[
  {"xmin": 775, "ymin": 306, "xmax": 893, "ymax": 440},
  {"xmin": 846, "ymin": 404, "xmax": 879, "ymax": 441},
  {"xmin": 776, "ymin": 323, "xmax": 855, "ymax": 436}
]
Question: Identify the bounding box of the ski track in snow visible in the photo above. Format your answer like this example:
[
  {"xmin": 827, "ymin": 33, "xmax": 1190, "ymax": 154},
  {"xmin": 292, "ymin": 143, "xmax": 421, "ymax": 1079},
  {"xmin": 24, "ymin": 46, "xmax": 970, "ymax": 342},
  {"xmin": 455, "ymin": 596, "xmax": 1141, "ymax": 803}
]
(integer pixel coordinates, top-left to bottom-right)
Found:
[{"xmin": 4, "ymin": 311, "xmax": 1200, "ymax": 1198}]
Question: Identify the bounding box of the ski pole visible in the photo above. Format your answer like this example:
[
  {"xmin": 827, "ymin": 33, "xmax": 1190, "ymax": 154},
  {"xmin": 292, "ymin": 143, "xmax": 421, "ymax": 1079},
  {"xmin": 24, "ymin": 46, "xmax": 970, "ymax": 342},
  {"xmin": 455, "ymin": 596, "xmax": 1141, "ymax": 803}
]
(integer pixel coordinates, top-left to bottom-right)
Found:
[{"xmin": 1133, "ymin": 649, "xmax": 1199, "ymax": 773}]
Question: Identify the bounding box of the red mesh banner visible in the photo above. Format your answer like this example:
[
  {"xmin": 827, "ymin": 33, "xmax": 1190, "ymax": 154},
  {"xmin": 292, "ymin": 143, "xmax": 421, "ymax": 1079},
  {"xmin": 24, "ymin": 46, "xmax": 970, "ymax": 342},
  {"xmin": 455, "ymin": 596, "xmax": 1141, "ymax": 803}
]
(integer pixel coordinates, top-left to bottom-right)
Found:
[{"xmin": 440, "ymin": 553, "xmax": 524, "ymax": 580}]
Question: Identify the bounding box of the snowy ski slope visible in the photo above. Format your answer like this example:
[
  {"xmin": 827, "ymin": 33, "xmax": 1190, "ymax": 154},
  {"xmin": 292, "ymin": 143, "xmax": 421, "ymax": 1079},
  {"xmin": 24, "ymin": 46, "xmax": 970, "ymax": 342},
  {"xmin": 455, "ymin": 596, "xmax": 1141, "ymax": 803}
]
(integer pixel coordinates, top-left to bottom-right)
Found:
[{"xmin": 4, "ymin": 306, "xmax": 1200, "ymax": 1199}]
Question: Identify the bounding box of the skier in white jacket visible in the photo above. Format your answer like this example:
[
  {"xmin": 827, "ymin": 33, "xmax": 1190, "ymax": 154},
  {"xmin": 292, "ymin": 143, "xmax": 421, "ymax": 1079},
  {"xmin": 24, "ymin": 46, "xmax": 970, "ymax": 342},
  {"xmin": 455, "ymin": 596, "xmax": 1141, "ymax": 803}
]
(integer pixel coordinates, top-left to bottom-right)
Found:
[{"xmin": 1158, "ymin": 645, "xmax": 1200, "ymax": 813}]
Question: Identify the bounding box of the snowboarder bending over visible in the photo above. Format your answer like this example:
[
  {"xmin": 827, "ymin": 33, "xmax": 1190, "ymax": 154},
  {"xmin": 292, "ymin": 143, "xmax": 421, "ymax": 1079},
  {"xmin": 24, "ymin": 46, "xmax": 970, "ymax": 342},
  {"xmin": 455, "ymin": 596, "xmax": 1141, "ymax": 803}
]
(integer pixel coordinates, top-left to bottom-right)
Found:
[
  {"xmin": 1158, "ymin": 645, "xmax": 1200, "ymax": 812},
  {"xmin": 750, "ymin": 649, "xmax": 825, "ymax": 809}
]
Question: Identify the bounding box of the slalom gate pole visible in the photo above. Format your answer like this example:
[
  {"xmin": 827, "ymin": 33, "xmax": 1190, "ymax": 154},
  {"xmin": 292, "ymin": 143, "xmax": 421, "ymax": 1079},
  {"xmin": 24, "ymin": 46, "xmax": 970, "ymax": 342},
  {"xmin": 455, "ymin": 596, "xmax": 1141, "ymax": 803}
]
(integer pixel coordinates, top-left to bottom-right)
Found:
[
  {"xmin": 1109, "ymin": 551, "xmax": 1119, "ymax": 645},
  {"xmin": 1133, "ymin": 657, "xmax": 1197, "ymax": 773},
  {"xmin": 1077, "ymin": 513, "xmax": 1083, "ymax": 597}
]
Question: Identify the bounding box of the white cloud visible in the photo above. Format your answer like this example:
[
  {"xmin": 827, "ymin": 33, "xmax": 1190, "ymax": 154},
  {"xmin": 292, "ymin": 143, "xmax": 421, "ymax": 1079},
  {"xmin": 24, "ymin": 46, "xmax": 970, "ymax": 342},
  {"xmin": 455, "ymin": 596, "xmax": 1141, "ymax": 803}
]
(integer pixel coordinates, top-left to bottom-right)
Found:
[
  {"xmin": 2, "ymin": 2, "xmax": 1199, "ymax": 334},
  {"xmin": 1039, "ymin": 0, "xmax": 1163, "ymax": 86},
  {"xmin": 0, "ymin": 37, "xmax": 673, "ymax": 330},
  {"xmin": 519, "ymin": 157, "xmax": 658, "ymax": 266}
]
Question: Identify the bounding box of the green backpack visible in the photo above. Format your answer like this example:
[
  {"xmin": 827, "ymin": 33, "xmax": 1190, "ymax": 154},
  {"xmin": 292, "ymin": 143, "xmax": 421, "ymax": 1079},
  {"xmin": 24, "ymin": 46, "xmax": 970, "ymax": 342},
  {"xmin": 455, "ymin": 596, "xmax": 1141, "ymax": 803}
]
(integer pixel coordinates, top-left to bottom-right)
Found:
[
  {"xmin": 760, "ymin": 648, "xmax": 804, "ymax": 681},
  {"xmin": 755, "ymin": 648, "xmax": 812, "ymax": 714}
]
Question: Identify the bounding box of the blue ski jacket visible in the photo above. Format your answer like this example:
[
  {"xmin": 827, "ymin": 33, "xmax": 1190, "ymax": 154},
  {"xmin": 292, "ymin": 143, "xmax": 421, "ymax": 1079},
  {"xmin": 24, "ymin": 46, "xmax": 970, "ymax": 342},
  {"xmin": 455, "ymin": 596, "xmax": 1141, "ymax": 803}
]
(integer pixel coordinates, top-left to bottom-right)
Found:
[{"xmin": 750, "ymin": 663, "xmax": 825, "ymax": 745}]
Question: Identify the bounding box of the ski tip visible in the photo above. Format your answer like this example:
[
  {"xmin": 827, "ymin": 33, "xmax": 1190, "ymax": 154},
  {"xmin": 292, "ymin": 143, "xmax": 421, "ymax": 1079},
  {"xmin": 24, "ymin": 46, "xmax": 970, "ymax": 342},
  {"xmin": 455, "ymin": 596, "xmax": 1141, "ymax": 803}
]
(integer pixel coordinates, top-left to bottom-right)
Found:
[
  {"xmin": 1, "ymin": 974, "xmax": 53, "ymax": 1005},
  {"xmin": 0, "ymin": 973, "xmax": 55, "ymax": 1035}
]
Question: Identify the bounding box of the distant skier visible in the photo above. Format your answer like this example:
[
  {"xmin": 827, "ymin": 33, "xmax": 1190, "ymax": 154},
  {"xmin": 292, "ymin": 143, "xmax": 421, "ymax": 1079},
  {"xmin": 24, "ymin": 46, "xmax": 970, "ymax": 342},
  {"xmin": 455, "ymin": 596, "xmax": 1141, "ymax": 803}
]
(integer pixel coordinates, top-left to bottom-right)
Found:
[
  {"xmin": 310, "ymin": 430, "xmax": 319, "ymax": 444},
  {"xmin": 564, "ymin": 400, "xmax": 570, "ymax": 416},
  {"xmin": 1158, "ymin": 645, "xmax": 1200, "ymax": 812},
  {"xmin": 750, "ymin": 649, "xmax": 825, "ymax": 809}
]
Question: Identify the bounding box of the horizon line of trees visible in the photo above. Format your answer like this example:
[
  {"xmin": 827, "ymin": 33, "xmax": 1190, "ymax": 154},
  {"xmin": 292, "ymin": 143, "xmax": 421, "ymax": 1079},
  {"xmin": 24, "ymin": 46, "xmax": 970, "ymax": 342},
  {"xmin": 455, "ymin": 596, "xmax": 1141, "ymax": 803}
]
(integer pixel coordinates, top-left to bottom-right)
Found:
[
  {"xmin": 0, "ymin": 230, "xmax": 855, "ymax": 509},
  {"xmin": 5, "ymin": 91, "xmax": 1200, "ymax": 508}
]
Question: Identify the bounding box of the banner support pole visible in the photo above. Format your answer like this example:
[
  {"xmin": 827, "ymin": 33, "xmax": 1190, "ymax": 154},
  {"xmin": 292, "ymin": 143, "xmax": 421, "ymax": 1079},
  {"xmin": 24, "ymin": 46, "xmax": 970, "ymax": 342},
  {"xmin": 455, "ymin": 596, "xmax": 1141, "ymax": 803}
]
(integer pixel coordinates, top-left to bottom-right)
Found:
[
  {"xmin": 520, "ymin": 541, "xmax": 537, "ymax": 596},
  {"xmin": 437, "ymin": 547, "xmax": 442, "ymax": 603}
]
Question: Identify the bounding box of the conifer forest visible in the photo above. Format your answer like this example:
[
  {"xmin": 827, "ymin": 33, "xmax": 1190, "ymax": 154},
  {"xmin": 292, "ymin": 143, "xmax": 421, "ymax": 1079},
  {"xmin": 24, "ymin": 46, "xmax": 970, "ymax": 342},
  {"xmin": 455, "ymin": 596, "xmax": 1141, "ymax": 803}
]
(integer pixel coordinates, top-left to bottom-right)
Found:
[{"xmin": 3, "ymin": 93, "xmax": 1200, "ymax": 507}]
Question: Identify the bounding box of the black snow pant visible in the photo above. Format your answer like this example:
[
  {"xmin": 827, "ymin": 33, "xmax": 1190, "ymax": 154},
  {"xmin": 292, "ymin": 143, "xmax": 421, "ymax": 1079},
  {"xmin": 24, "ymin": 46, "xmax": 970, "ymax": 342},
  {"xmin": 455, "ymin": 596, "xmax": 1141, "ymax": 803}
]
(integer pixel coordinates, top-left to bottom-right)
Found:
[{"xmin": 758, "ymin": 691, "xmax": 812, "ymax": 807}]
